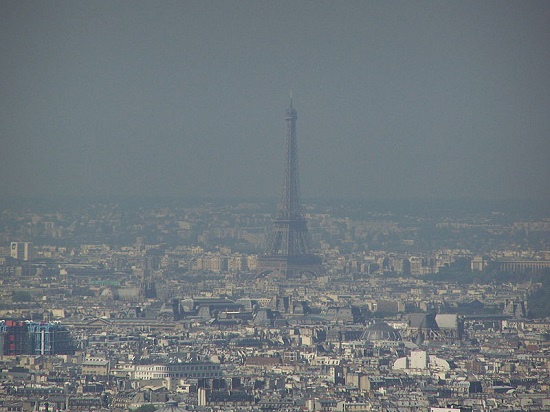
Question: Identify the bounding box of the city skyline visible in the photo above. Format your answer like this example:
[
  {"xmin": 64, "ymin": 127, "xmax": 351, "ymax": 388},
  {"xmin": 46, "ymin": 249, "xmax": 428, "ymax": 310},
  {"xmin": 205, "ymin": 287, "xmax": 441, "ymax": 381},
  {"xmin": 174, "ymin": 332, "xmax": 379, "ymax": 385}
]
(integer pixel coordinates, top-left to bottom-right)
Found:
[{"xmin": 1, "ymin": 1, "xmax": 549, "ymax": 202}]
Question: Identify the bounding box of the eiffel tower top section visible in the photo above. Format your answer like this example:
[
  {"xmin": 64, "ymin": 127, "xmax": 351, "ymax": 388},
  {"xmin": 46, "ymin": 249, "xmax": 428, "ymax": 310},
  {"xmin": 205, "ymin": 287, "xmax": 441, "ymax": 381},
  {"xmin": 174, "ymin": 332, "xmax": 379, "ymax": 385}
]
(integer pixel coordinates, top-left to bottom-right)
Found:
[{"xmin": 278, "ymin": 95, "xmax": 302, "ymax": 221}]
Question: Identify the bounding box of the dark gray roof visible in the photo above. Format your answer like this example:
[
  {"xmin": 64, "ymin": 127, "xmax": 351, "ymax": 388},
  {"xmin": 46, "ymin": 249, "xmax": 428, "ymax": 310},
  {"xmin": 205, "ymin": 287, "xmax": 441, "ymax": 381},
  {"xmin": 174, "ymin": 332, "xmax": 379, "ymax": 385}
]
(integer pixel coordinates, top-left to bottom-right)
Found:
[
  {"xmin": 361, "ymin": 321, "xmax": 402, "ymax": 341},
  {"xmin": 155, "ymin": 400, "xmax": 188, "ymax": 412}
]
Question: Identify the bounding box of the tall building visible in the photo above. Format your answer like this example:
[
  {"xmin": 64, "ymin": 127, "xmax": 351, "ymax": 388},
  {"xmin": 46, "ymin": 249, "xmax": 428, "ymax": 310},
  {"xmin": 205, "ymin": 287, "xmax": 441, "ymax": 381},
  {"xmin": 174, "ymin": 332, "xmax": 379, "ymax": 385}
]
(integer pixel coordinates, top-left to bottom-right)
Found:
[
  {"xmin": 10, "ymin": 242, "xmax": 33, "ymax": 261},
  {"xmin": 257, "ymin": 98, "xmax": 323, "ymax": 277},
  {"xmin": 139, "ymin": 253, "xmax": 158, "ymax": 300}
]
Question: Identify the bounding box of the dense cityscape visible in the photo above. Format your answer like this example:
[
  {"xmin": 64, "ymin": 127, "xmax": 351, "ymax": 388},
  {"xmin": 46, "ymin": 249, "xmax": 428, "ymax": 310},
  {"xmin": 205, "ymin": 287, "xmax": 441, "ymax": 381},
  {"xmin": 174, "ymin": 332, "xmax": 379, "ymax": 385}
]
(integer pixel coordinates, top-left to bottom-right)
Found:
[
  {"xmin": 0, "ymin": 196, "xmax": 549, "ymax": 411},
  {"xmin": 3, "ymin": 0, "xmax": 549, "ymax": 410}
]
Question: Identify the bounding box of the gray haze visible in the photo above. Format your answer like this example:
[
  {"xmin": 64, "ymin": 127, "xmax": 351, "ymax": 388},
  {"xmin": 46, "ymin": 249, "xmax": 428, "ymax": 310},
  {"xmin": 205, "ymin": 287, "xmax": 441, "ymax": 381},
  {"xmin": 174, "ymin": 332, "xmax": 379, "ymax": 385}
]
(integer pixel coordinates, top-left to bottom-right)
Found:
[{"xmin": 1, "ymin": 1, "xmax": 549, "ymax": 202}]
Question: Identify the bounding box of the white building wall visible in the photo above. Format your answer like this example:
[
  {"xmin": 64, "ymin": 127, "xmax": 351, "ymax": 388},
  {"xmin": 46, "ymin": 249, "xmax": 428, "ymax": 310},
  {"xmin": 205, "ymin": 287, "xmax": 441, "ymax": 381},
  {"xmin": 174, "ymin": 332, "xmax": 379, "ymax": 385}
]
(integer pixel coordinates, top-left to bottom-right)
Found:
[{"xmin": 409, "ymin": 350, "xmax": 428, "ymax": 369}]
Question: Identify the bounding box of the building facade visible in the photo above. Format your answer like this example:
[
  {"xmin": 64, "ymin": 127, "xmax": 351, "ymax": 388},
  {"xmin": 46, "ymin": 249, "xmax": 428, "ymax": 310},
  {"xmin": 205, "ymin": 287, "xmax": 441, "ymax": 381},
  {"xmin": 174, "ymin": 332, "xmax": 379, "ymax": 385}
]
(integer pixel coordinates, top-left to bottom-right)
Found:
[{"xmin": 133, "ymin": 362, "xmax": 222, "ymax": 380}]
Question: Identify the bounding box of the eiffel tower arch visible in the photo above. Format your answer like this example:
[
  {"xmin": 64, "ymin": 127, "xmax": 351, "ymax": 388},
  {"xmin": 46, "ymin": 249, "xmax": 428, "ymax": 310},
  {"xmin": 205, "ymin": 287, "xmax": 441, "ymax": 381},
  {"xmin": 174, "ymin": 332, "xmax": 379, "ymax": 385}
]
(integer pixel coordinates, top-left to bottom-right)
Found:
[{"xmin": 257, "ymin": 97, "xmax": 323, "ymax": 278}]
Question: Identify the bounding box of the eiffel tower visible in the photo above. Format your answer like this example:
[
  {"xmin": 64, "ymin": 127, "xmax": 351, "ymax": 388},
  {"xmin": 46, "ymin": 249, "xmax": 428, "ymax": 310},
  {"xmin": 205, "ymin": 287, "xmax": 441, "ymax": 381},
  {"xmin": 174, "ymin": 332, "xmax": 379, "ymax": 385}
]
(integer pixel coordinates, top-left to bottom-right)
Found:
[{"xmin": 257, "ymin": 97, "xmax": 323, "ymax": 277}]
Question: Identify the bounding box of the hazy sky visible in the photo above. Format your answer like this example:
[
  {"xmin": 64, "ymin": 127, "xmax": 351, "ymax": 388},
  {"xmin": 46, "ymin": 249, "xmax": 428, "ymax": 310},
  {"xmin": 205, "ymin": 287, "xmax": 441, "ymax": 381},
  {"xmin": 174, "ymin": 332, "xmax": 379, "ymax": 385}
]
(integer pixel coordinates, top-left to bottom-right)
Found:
[{"xmin": 1, "ymin": 1, "xmax": 549, "ymax": 202}]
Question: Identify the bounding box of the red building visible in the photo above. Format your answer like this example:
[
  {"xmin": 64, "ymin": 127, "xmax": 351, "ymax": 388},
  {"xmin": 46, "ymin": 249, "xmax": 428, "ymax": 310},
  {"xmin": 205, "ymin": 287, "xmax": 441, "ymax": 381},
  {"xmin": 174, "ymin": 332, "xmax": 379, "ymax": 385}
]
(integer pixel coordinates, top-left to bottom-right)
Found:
[{"xmin": 0, "ymin": 320, "xmax": 29, "ymax": 355}]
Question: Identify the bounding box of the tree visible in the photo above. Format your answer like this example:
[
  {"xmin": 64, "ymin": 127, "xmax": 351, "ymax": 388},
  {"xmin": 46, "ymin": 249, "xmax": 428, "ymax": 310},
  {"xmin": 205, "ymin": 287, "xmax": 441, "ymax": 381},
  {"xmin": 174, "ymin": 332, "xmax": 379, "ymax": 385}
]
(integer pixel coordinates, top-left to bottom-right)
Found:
[
  {"xmin": 528, "ymin": 278, "xmax": 550, "ymax": 318},
  {"xmin": 12, "ymin": 291, "xmax": 32, "ymax": 302},
  {"xmin": 133, "ymin": 405, "xmax": 157, "ymax": 412}
]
